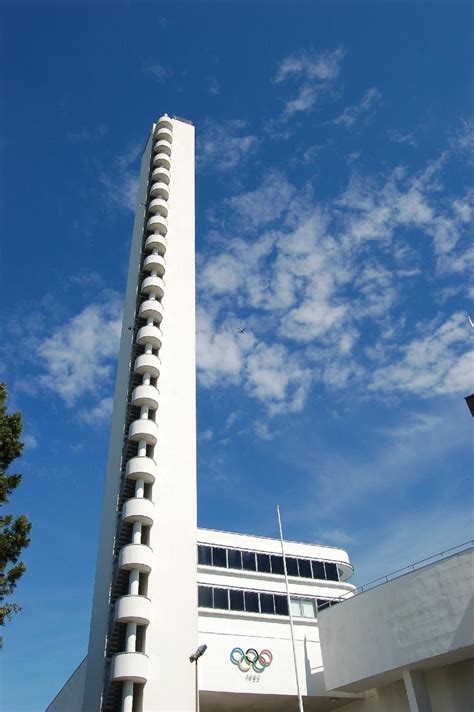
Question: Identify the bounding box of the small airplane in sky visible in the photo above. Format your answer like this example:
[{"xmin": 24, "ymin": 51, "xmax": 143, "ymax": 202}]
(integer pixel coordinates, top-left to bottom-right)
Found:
[{"xmin": 237, "ymin": 326, "xmax": 247, "ymax": 334}]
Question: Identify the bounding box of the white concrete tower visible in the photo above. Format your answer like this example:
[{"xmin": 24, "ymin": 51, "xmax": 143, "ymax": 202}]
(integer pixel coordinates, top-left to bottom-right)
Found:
[{"xmin": 82, "ymin": 116, "xmax": 197, "ymax": 712}]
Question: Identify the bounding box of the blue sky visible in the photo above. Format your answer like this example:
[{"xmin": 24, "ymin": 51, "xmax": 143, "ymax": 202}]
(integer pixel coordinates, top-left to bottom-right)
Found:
[{"xmin": 1, "ymin": 1, "xmax": 473, "ymax": 709}]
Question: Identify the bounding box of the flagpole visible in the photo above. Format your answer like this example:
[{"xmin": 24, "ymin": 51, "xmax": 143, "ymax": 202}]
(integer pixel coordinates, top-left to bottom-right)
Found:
[{"xmin": 277, "ymin": 505, "xmax": 305, "ymax": 712}]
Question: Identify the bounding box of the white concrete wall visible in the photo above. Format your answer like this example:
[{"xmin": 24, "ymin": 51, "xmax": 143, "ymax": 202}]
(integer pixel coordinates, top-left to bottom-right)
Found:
[
  {"xmin": 82, "ymin": 132, "xmax": 155, "ymax": 712},
  {"xmin": 318, "ymin": 548, "xmax": 474, "ymax": 693},
  {"xmin": 425, "ymin": 658, "xmax": 474, "ymax": 712},
  {"xmin": 141, "ymin": 118, "xmax": 197, "ymax": 712},
  {"xmin": 198, "ymin": 611, "xmax": 330, "ymax": 698},
  {"xmin": 47, "ymin": 658, "xmax": 87, "ymax": 712}
]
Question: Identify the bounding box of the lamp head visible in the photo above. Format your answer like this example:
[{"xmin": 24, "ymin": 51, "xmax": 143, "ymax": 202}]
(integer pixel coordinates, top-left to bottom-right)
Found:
[{"xmin": 189, "ymin": 644, "xmax": 207, "ymax": 662}]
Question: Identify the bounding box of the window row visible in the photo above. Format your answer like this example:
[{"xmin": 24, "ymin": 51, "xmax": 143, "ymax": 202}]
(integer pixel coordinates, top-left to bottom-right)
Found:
[
  {"xmin": 198, "ymin": 585, "xmax": 338, "ymax": 619},
  {"xmin": 197, "ymin": 544, "xmax": 340, "ymax": 581}
]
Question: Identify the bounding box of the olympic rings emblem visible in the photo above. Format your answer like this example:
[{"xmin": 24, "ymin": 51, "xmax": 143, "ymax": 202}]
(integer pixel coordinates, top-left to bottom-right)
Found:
[{"xmin": 230, "ymin": 647, "xmax": 273, "ymax": 673}]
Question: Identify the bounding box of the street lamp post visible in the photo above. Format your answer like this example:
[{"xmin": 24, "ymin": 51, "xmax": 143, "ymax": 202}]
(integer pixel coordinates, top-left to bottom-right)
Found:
[{"xmin": 189, "ymin": 644, "xmax": 207, "ymax": 712}]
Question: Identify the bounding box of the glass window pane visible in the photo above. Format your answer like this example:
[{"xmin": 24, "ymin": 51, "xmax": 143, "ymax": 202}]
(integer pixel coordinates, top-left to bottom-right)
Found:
[
  {"xmin": 274, "ymin": 595, "xmax": 289, "ymax": 616},
  {"xmin": 212, "ymin": 547, "xmax": 227, "ymax": 568},
  {"xmin": 260, "ymin": 593, "xmax": 275, "ymax": 615},
  {"xmin": 271, "ymin": 555, "xmax": 284, "ymax": 575},
  {"xmin": 312, "ymin": 560, "xmax": 325, "ymax": 580},
  {"xmin": 244, "ymin": 591, "xmax": 259, "ymax": 613},
  {"xmin": 317, "ymin": 598, "xmax": 330, "ymax": 611},
  {"xmin": 229, "ymin": 589, "xmax": 245, "ymax": 611},
  {"xmin": 325, "ymin": 562, "xmax": 339, "ymax": 581},
  {"xmin": 213, "ymin": 587, "xmax": 229, "ymax": 609},
  {"xmin": 198, "ymin": 586, "xmax": 213, "ymax": 608},
  {"xmin": 242, "ymin": 551, "xmax": 257, "ymax": 571},
  {"xmin": 301, "ymin": 599, "xmax": 316, "ymax": 618},
  {"xmin": 198, "ymin": 545, "xmax": 212, "ymax": 566},
  {"xmin": 227, "ymin": 549, "xmax": 242, "ymax": 570},
  {"xmin": 290, "ymin": 598, "xmax": 301, "ymax": 616},
  {"xmin": 298, "ymin": 558, "xmax": 312, "ymax": 578},
  {"xmin": 285, "ymin": 557, "xmax": 299, "ymax": 577},
  {"xmin": 257, "ymin": 553, "xmax": 271, "ymax": 573}
]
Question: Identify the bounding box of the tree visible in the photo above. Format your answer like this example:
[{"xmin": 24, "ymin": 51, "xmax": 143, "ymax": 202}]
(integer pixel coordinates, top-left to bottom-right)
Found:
[{"xmin": 0, "ymin": 382, "xmax": 32, "ymax": 625}]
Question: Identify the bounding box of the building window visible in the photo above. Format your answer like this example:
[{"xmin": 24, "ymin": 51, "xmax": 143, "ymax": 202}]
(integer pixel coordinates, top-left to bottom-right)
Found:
[
  {"xmin": 197, "ymin": 545, "xmax": 342, "ymax": 583},
  {"xmin": 229, "ymin": 589, "xmax": 245, "ymax": 611},
  {"xmin": 213, "ymin": 587, "xmax": 229, "ymax": 610},
  {"xmin": 212, "ymin": 547, "xmax": 227, "ymax": 568},
  {"xmin": 298, "ymin": 558, "xmax": 312, "ymax": 578},
  {"xmin": 285, "ymin": 557, "xmax": 299, "ymax": 577},
  {"xmin": 270, "ymin": 555, "xmax": 284, "ymax": 575},
  {"xmin": 290, "ymin": 597, "xmax": 317, "ymax": 618},
  {"xmin": 274, "ymin": 594, "xmax": 289, "ymax": 616},
  {"xmin": 257, "ymin": 552, "xmax": 271, "ymax": 573},
  {"xmin": 198, "ymin": 545, "xmax": 212, "ymax": 566},
  {"xmin": 260, "ymin": 593, "xmax": 275, "ymax": 615},
  {"xmin": 325, "ymin": 562, "xmax": 339, "ymax": 581},
  {"xmin": 198, "ymin": 585, "xmax": 329, "ymax": 619},
  {"xmin": 198, "ymin": 586, "xmax": 213, "ymax": 608},
  {"xmin": 312, "ymin": 560, "xmax": 325, "ymax": 580},
  {"xmin": 244, "ymin": 590, "xmax": 259, "ymax": 613},
  {"xmin": 228, "ymin": 548, "xmax": 242, "ymax": 570},
  {"xmin": 242, "ymin": 550, "xmax": 257, "ymax": 571}
]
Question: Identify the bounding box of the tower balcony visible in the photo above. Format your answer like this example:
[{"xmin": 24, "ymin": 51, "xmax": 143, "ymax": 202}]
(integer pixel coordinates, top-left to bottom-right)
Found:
[
  {"xmin": 111, "ymin": 652, "xmax": 149, "ymax": 683},
  {"xmin": 151, "ymin": 151, "xmax": 171, "ymax": 170},
  {"xmin": 154, "ymin": 127, "xmax": 172, "ymax": 145},
  {"xmin": 153, "ymin": 139, "xmax": 171, "ymax": 157},
  {"xmin": 145, "ymin": 233, "xmax": 167, "ymax": 256},
  {"xmin": 118, "ymin": 544, "xmax": 153, "ymax": 573},
  {"xmin": 149, "ymin": 181, "xmax": 169, "ymax": 201},
  {"xmin": 141, "ymin": 275, "xmax": 164, "ymax": 299},
  {"xmin": 126, "ymin": 456, "xmax": 156, "ymax": 484},
  {"xmin": 131, "ymin": 384, "xmax": 159, "ymax": 409},
  {"xmin": 143, "ymin": 253, "xmax": 166, "ymax": 277},
  {"xmin": 150, "ymin": 165, "xmax": 170, "ymax": 184},
  {"xmin": 146, "ymin": 214, "xmax": 168, "ymax": 235},
  {"xmin": 134, "ymin": 353, "xmax": 161, "ymax": 379},
  {"xmin": 148, "ymin": 198, "xmax": 168, "ymax": 217},
  {"xmin": 128, "ymin": 418, "xmax": 158, "ymax": 445},
  {"xmin": 115, "ymin": 595, "xmax": 151, "ymax": 625},
  {"xmin": 155, "ymin": 115, "xmax": 173, "ymax": 132},
  {"xmin": 138, "ymin": 299, "xmax": 164, "ymax": 323},
  {"xmin": 136, "ymin": 324, "xmax": 162, "ymax": 350},
  {"xmin": 122, "ymin": 497, "xmax": 155, "ymax": 527}
]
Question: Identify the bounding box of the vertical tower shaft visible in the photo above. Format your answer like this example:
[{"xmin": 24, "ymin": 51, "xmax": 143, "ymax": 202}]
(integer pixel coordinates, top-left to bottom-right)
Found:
[{"xmin": 83, "ymin": 116, "xmax": 197, "ymax": 712}]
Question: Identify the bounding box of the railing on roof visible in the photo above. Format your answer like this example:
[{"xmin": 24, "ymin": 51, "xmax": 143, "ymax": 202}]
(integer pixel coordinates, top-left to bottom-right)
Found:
[{"xmin": 333, "ymin": 540, "xmax": 474, "ymax": 604}]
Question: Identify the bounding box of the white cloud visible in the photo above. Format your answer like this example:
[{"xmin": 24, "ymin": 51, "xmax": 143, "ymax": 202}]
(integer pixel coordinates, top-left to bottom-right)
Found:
[
  {"xmin": 37, "ymin": 295, "xmax": 122, "ymax": 406},
  {"xmin": 318, "ymin": 528, "xmax": 354, "ymax": 546},
  {"xmin": 334, "ymin": 87, "xmax": 382, "ymax": 128},
  {"xmin": 370, "ymin": 312, "xmax": 473, "ymax": 397},
  {"xmin": 199, "ymin": 428, "xmax": 214, "ymax": 441},
  {"xmin": 145, "ymin": 64, "xmax": 172, "ymax": 82},
  {"xmin": 208, "ymin": 77, "xmax": 220, "ymax": 95},
  {"xmin": 196, "ymin": 308, "xmax": 246, "ymax": 387},
  {"xmin": 22, "ymin": 433, "xmax": 38, "ymax": 450},
  {"xmin": 66, "ymin": 125, "xmax": 108, "ymax": 143},
  {"xmin": 227, "ymin": 171, "xmax": 297, "ymax": 230},
  {"xmin": 80, "ymin": 397, "xmax": 113, "ymax": 425},
  {"xmin": 197, "ymin": 142, "xmax": 472, "ymax": 417},
  {"xmin": 100, "ymin": 142, "xmax": 142, "ymax": 211},
  {"xmin": 197, "ymin": 119, "xmax": 258, "ymax": 171},
  {"xmin": 245, "ymin": 342, "xmax": 311, "ymax": 414},
  {"xmin": 273, "ymin": 48, "xmax": 345, "ymax": 119},
  {"xmin": 388, "ymin": 129, "xmax": 417, "ymax": 147},
  {"xmin": 274, "ymin": 47, "xmax": 345, "ymax": 83}
]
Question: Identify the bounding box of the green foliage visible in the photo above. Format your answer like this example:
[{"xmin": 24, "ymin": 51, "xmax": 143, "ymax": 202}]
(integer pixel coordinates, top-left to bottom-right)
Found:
[{"xmin": 0, "ymin": 382, "xmax": 32, "ymax": 626}]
